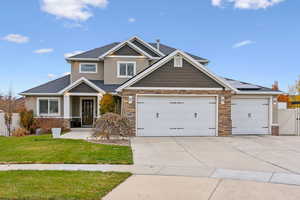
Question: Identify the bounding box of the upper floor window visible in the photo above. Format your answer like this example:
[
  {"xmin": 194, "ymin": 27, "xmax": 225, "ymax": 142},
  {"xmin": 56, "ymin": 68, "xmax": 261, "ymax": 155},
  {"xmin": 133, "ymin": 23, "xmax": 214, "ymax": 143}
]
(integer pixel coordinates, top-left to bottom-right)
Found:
[
  {"xmin": 37, "ymin": 97, "xmax": 60, "ymax": 117},
  {"xmin": 174, "ymin": 54, "xmax": 183, "ymax": 68},
  {"xmin": 117, "ymin": 61, "xmax": 136, "ymax": 78},
  {"xmin": 79, "ymin": 63, "xmax": 97, "ymax": 73}
]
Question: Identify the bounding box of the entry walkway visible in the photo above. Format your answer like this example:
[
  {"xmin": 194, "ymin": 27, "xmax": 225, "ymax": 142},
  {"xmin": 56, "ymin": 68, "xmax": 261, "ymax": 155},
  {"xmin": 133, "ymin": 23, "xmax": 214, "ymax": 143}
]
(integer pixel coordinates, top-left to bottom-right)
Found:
[{"xmin": 59, "ymin": 129, "xmax": 93, "ymax": 140}]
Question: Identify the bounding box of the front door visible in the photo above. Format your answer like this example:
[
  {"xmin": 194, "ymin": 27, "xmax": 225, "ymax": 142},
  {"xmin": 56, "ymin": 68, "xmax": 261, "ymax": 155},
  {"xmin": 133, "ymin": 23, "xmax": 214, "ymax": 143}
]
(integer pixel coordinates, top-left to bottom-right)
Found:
[{"xmin": 81, "ymin": 99, "xmax": 94, "ymax": 127}]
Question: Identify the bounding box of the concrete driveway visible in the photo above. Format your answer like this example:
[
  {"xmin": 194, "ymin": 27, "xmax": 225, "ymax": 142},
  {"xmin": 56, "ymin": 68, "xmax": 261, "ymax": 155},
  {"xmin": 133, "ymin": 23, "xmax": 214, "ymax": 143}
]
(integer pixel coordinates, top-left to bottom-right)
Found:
[
  {"xmin": 104, "ymin": 175, "xmax": 300, "ymax": 200},
  {"xmin": 131, "ymin": 136, "xmax": 300, "ymax": 174}
]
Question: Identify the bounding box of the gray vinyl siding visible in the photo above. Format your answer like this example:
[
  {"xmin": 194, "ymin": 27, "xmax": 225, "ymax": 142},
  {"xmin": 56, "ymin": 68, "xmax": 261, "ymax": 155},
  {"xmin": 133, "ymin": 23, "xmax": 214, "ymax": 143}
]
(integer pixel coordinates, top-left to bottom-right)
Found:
[
  {"xmin": 69, "ymin": 82, "xmax": 98, "ymax": 93},
  {"xmin": 131, "ymin": 40, "xmax": 160, "ymax": 57},
  {"xmin": 113, "ymin": 45, "xmax": 141, "ymax": 56},
  {"xmin": 132, "ymin": 59, "xmax": 224, "ymax": 88}
]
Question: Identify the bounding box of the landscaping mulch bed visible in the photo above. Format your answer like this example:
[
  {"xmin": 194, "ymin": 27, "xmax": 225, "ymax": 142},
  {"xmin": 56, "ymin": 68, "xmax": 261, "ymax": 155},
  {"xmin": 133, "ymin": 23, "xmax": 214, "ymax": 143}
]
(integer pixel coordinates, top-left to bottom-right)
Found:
[{"xmin": 88, "ymin": 139, "xmax": 131, "ymax": 146}]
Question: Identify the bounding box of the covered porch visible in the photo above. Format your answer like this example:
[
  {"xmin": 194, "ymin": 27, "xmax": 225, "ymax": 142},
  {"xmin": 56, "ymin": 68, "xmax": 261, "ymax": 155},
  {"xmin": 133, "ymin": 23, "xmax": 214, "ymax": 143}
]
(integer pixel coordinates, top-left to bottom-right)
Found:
[
  {"xmin": 64, "ymin": 93, "xmax": 102, "ymax": 128},
  {"xmin": 61, "ymin": 77, "xmax": 121, "ymax": 129}
]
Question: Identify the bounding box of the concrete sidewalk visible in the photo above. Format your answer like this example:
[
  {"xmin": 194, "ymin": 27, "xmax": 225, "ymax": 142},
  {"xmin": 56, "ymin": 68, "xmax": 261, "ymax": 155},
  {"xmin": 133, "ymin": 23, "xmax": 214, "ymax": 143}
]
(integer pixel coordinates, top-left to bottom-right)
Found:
[
  {"xmin": 103, "ymin": 175, "xmax": 300, "ymax": 200},
  {"xmin": 2, "ymin": 164, "xmax": 300, "ymax": 186}
]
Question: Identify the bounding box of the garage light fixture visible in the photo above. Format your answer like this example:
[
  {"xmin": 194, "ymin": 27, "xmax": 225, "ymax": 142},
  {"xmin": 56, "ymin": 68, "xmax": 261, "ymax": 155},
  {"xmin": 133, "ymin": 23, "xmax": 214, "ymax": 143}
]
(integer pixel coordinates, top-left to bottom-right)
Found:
[
  {"xmin": 128, "ymin": 96, "xmax": 133, "ymax": 104},
  {"xmin": 221, "ymin": 96, "xmax": 225, "ymax": 104}
]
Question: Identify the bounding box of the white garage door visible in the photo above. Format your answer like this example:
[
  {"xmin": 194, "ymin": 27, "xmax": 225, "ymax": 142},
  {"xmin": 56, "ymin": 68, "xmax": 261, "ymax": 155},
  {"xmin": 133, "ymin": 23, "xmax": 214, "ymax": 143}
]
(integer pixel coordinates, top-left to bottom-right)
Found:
[
  {"xmin": 137, "ymin": 96, "xmax": 217, "ymax": 136},
  {"xmin": 232, "ymin": 98, "xmax": 270, "ymax": 135}
]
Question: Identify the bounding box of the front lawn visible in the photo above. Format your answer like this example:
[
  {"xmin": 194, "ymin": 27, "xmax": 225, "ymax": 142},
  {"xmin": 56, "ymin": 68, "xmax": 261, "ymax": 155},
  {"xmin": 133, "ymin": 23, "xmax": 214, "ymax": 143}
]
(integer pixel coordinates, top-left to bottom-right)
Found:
[
  {"xmin": 0, "ymin": 135, "xmax": 133, "ymax": 164},
  {"xmin": 0, "ymin": 170, "xmax": 131, "ymax": 200}
]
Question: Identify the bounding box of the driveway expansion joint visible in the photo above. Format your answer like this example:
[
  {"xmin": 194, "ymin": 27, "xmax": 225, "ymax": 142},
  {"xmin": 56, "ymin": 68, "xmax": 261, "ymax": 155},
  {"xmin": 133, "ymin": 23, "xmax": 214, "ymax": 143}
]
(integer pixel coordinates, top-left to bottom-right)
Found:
[{"xmin": 208, "ymin": 179, "xmax": 223, "ymax": 200}]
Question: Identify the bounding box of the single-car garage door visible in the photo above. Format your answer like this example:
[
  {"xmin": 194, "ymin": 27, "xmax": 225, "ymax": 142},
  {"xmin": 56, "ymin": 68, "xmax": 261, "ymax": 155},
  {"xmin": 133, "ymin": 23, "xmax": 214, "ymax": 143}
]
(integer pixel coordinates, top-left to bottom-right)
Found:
[
  {"xmin": 231, "ymin": 98, "xmax": 270, "ymax": 135},
  {"xmin": 137, "ymin": 96, "xmax": 217, "ymax": 136}
]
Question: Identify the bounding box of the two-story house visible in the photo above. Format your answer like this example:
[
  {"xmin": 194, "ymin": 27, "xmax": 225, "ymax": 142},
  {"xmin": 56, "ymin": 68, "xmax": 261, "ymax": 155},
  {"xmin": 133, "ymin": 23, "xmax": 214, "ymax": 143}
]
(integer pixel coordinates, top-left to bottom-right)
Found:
[{"xmin": 21, "ymin": 36, "xmax": 281, "ymax": 137}]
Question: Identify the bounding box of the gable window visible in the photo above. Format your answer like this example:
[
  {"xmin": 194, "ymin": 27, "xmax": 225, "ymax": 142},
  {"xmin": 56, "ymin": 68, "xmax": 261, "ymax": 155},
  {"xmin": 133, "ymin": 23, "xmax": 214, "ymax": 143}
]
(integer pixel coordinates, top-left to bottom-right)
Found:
[
  {"xmin": 79, "ymin": 63, "xmax": 97, "ymax": 73},
  {"xmin": 117, "ymin": 62, "xmax": 136, "ymax": 78},
  {"xmin": 37, "ymin": 98, "xmax": 60, "ymax": 116},
  {"xmin": 174, "ymin": 54, "xmax": 183, "ymax": 67}
]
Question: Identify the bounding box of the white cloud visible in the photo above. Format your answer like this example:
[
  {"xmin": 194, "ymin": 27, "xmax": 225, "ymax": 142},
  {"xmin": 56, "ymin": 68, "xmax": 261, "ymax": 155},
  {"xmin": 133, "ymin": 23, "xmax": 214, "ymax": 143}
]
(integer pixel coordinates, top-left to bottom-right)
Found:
[
  {"xmin": 34, "ymin": 48, "xmax": 54, "ymax": 54},
  {"xmin": 41, "ymin": 0, "xmax": 108, "ymax": 21},
  {"xmin": 211, "ymin": 0, "xmax": 285, "ymax": 9},
  {"xmin": 212, "ymin": 0, "xmax": 222, "ymax": 6},
  {"xmin": 47, "ymin": 73, "xmax": 56, "ymax": 79},
  {"xmin": 2, "ymin": 34, "xmax": 29, "ymax": 43},
  {"xmin": 128, "ymin": 17, "xmax": 136, "ymax": 23},
  {"xmin": 63, "ymin": 22, "xmax": 83, "ymax": 28},
  {"xmin": 62, "ymin": 72, "xmax": 71, "ymax": 76},
  {"xmin": 233, "ymin": 40, "xmax": 255, "ymax": 48},
  {"xmin": 64, "ymin": 50, "xmax": 84, "ymax": 58}
]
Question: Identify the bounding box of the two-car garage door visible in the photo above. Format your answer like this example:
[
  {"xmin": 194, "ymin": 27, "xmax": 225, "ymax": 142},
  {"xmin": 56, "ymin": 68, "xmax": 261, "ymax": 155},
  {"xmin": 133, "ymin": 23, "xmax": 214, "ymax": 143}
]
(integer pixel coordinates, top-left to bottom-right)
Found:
[{"xmin": 137, "ymin": 96, "xmax": 217, "ymax": 136}]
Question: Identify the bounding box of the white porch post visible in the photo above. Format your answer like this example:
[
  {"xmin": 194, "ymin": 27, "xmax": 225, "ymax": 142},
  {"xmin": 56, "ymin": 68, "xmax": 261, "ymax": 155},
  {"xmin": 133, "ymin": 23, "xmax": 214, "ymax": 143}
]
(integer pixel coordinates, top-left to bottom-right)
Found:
[
  {"xmin": 97, "ymin": 94, "xmax": 103, "ymax": 118},
  {"xmin": 64, "ymin": 93, "xmax": 70, "ymax": 119}
]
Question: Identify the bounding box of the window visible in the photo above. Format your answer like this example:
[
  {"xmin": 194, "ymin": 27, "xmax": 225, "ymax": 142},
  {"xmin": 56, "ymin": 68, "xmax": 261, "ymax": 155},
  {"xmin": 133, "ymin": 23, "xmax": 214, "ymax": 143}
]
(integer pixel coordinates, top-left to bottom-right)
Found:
[
  {"xmin": 117, "ymin": 62, "xmax": 136, "ymax": 78},
  {"xmin": 174, "ymin": 54, "xmax": 183, "ymax": 67},
  {"xmin": 79, "ymin": 63, "xmax": 97, "ymax": 73},
  {"xmin": 37, "ymin": 98, "xmax": 60, "ymax": 116}
]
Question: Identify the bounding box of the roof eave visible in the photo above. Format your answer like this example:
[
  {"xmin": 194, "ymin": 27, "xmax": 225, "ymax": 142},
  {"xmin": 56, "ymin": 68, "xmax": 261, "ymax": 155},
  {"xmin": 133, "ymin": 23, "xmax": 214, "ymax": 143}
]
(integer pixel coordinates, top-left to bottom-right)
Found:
[
  {"xmin": 19, "ymin": 93, "xmax": 62, "ymax": 96},
  {"xmin": 65, "ymin": 58, "xmax": 100, "ymax": 61},
  {"xmin": 235, "ymin": 91, "xmax": 283, "ymax": 95}
]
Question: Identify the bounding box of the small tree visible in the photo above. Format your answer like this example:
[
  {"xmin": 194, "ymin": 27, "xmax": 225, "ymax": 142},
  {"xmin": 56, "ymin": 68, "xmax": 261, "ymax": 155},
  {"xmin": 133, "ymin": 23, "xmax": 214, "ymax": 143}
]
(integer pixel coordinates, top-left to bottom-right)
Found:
[
  {"xmin": 100, "ymin": 94, "xmax": 116, "ymax": 115},
  {"xmin": 3, "ymin": 88, "xmax": 14, "ymax": 136},
  {"xmin": 20, "ymin": 109, "xmax": 34, "ymax": 132}
]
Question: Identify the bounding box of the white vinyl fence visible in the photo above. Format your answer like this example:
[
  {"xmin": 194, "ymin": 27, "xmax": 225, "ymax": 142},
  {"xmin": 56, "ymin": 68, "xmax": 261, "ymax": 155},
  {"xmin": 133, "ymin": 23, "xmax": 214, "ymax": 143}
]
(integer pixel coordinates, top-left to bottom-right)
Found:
[
  {"xmin": 278, "ymin": 108, "xmax": 300, "ymax": 135},
  {"xmin": 0, "ymin": 113, "xmax": 20, "ymax": 136}
]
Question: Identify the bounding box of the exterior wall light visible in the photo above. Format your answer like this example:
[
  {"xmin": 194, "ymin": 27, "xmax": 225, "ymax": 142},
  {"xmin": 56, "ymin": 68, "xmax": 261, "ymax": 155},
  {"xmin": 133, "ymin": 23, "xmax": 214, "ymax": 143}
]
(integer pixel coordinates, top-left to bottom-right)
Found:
[{"xmin": 128, "ymin": 96, "xmax": 133, "ymax": 104}]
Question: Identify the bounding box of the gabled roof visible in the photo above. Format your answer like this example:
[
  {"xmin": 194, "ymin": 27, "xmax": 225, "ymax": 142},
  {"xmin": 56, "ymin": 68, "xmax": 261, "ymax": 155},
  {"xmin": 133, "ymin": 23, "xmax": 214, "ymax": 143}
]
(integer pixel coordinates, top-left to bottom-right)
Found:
[
  {"xmin": 89, "ymin": 80, "xmax": 120, "ymax": 93},
  {"xmin": 148, "ymin": 43, "xmax": 207, "ymax": 62},
  {"xmin": 20, "ymin": 75, "xmax": 121, "ymax": 96},
  {"xmin": 68, "ymin": 43, "xmax": 119, "ymax": 60},
  {"xmin": 59, "ymin": 77, "xmax": 105, "ymax": 94},
  {"xmin": 116, "ymin": 50, "xmax": 237, "ymax": 92},
  {"xmin": 99, "ymin": 40, "xmax": 154, "ymax": 59},
  {"xmin": 20, "ymin": 75, "xmax": 71, "ymax": 95},
  {"xmin": 66, "ymin": 36, "xmax": 208, "ymax": 63},
  {"xmin": 129, "ymin": 36, "xmax": 165, "ymax": 57}
]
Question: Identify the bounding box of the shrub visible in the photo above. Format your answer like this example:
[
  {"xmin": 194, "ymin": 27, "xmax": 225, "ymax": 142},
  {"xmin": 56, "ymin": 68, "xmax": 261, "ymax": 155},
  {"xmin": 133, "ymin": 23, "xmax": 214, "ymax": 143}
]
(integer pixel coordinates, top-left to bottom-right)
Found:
[
  {"xmin": 34, "ymin": 118, "xmax": 66, "ymax": 133},
  {"xmin": 93, "ymin": 113, "xmax": 132, "ymax": 140},
  {"xmin": 12, "ymin": 128, "xmax": 29, "ymax": 137},
  {"xmin": 20, "ymin": 110, "xmax": 34, "ymax": 132},
  {"xmin": 100, "ymin": 94, "xmax": 116, "ymax": 115}
]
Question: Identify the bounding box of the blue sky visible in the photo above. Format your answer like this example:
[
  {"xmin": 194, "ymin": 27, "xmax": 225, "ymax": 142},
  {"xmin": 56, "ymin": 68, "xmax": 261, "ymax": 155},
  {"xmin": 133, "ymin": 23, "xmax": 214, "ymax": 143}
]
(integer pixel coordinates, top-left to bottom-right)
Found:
[{"xmin": 0, "ymin": 0, "xmax": 299, "ymax": 95}]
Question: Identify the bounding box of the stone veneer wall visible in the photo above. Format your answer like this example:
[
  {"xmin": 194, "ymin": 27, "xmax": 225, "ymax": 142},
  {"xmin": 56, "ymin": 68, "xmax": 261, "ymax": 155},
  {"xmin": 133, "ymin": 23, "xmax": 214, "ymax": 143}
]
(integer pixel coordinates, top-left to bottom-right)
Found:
[{"xmin": 120, "ymin": 89, "xmax": 232, "ymax": 136}]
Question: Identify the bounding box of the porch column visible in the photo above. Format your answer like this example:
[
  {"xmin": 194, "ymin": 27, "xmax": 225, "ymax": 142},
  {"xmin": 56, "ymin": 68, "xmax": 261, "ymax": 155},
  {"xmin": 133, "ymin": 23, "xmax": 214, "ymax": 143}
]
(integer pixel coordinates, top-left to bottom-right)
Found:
[
  {"xmin": 97, "ymin": 94, "xmax": 103, "ymax": 118},
  {"xmin": 64, "ymin": 93, "xmax": 70, "ymax": 119}
]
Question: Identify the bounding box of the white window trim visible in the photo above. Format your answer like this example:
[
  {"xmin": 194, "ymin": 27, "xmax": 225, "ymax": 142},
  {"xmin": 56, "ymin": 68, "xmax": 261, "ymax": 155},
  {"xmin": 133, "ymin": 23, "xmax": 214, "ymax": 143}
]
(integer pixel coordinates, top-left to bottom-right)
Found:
[
  {"xmin": 117, "ymin": 61, "xmax": 136, "ymax": 78},
  {"xmin": 79, "ymin": 63, "xmax": 98, "ymax": 74},
  {"xmin": 37, "ymin": 97, "xmax": 61, "ymax": 117}
]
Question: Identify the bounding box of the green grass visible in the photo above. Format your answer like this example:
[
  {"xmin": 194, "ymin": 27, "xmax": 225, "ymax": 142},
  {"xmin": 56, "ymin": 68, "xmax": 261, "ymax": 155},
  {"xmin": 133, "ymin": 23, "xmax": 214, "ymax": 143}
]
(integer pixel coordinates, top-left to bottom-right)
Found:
[
  {"xmin": 0, "ymin": 135, "xmax": 133, "ymax": 164},
  {"xmin": 0, "ymin": 170, "xmax": 131, "ymax": 200}
]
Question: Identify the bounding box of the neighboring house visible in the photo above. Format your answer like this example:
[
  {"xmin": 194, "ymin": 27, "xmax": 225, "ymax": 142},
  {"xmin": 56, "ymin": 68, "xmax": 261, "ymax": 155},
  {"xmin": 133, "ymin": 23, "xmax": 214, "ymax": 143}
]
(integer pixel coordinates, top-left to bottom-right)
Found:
[{"xmin": 20, "ymin": 36, "xmax": 282, "ymax": 136}]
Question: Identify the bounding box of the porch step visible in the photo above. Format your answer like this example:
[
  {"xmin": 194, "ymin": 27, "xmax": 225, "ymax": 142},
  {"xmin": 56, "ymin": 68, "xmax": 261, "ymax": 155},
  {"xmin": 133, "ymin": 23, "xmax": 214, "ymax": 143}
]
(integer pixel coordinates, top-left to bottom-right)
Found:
[{"xmin": 70, "ymin": 128, "xmax": 93, "ymax": 132}]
